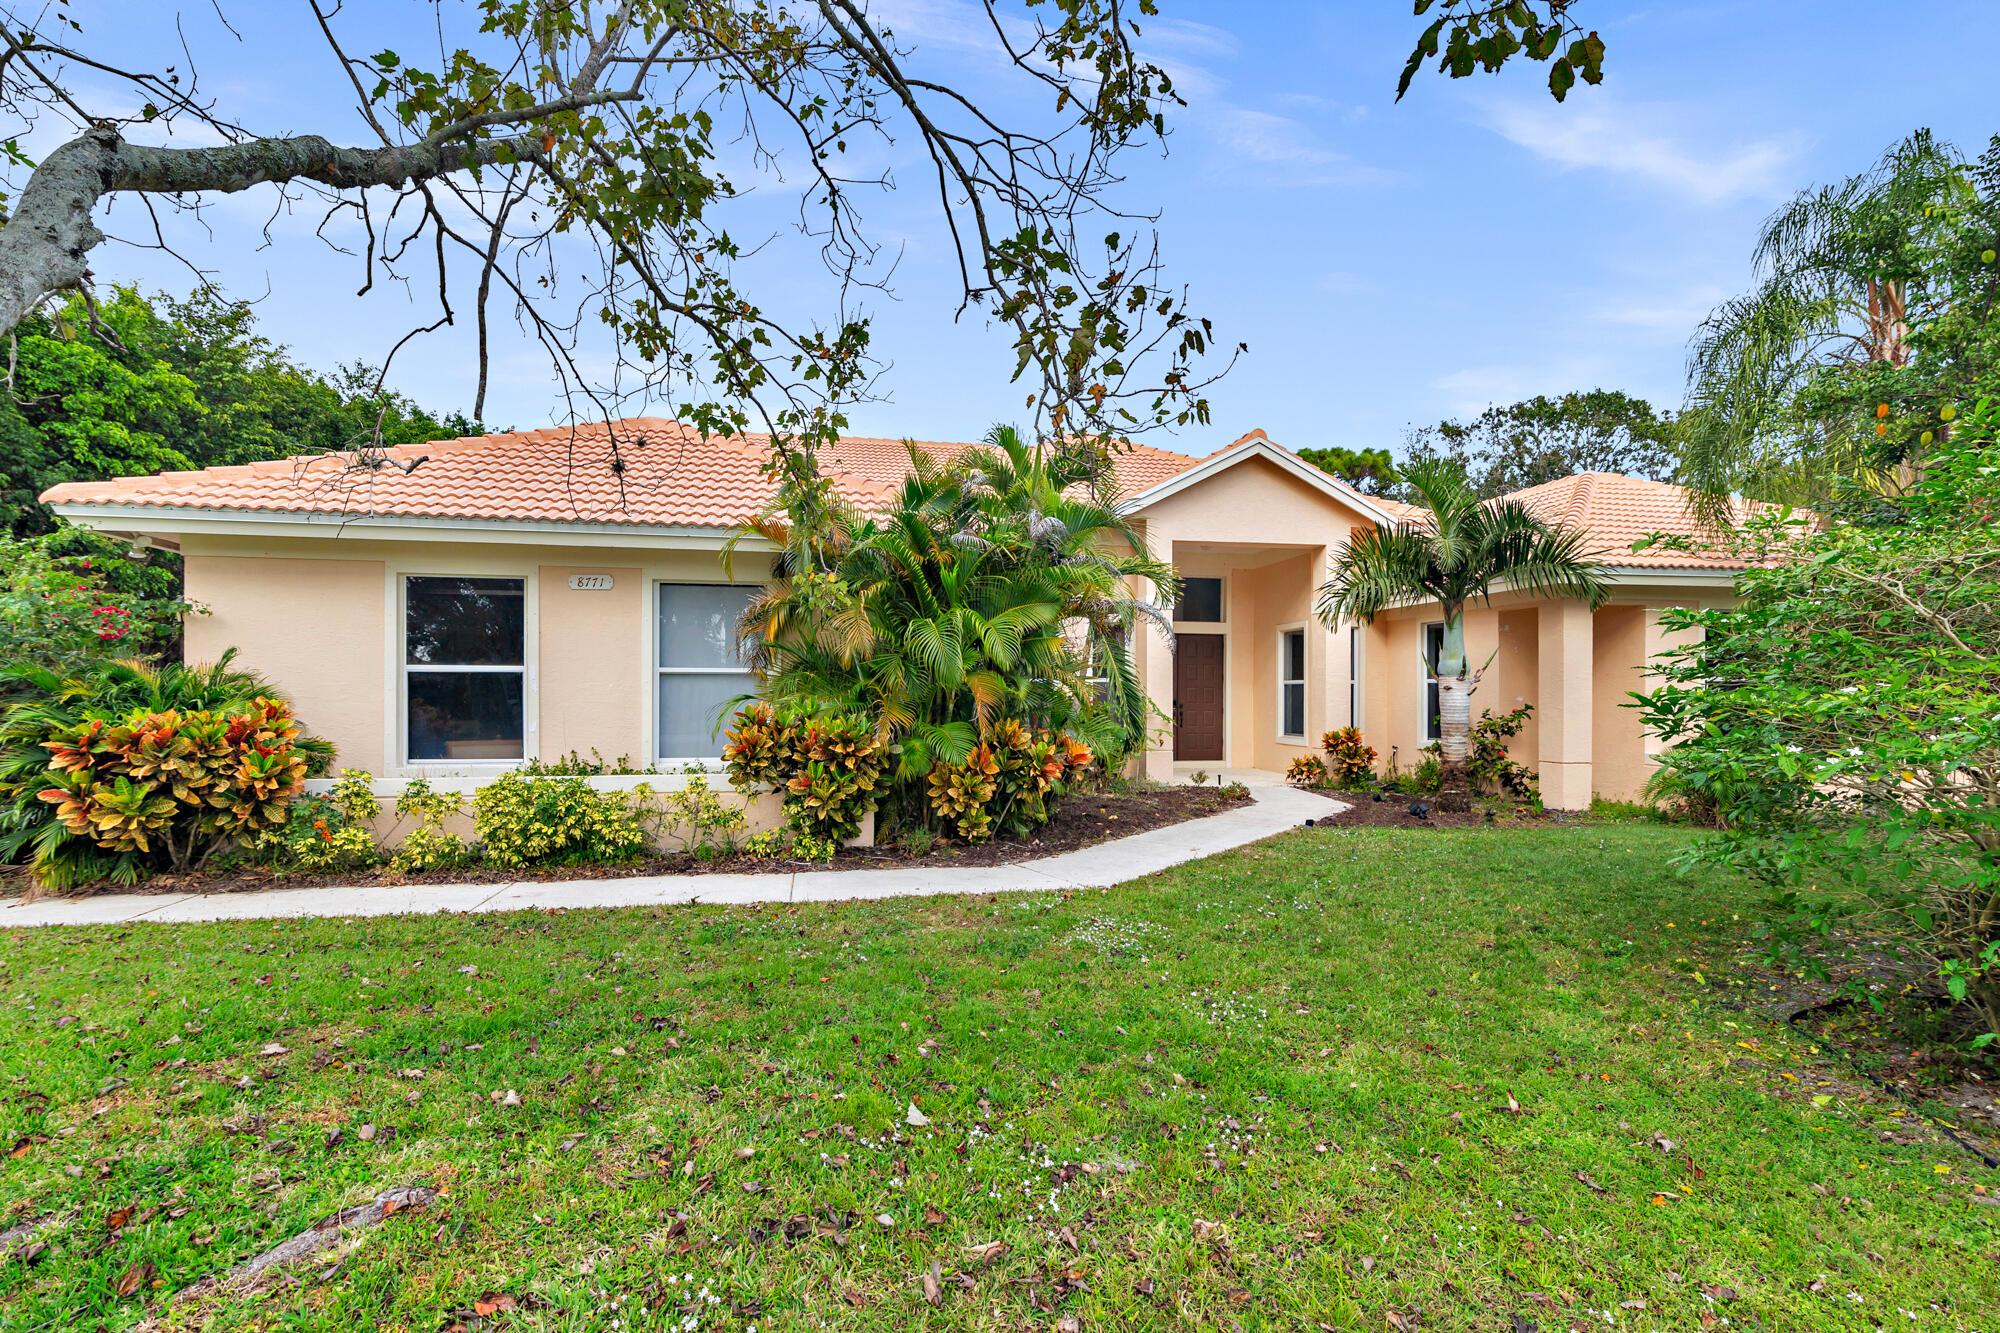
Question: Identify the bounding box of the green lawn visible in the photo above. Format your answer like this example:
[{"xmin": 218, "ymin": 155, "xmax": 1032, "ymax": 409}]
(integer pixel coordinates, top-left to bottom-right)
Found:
[{"xmin": 2, "ymin": 824, "xmax": 1995, "ymax": 1331}]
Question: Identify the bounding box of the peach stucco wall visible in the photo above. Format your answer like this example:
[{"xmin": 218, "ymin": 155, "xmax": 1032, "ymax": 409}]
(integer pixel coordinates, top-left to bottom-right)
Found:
[
  {"xmin": 1355, "ymin": 589, "xmax": 1727, "ymax": 808},
  {"xmin": 185, "ymin": 555, "xmax": 389, "ymax": 772},
  {"xmin": 179, "ymin": 536, "xmax": 771, "ymax": 779}
]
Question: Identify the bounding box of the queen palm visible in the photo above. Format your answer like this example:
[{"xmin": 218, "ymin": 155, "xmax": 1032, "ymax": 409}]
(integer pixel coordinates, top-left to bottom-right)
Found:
[
  {"xmin": 1679, "ymin": 130, "xmax": 1979, "ymax": 525},
  {"xmin": 1315, "ymin": 458, "xmax": 1607, "ymax": 781}
]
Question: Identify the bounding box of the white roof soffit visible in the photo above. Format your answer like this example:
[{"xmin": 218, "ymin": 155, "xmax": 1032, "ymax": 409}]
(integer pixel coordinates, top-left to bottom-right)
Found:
[{"xmin": 47, "ymin": 503, "xmax": 774, "ymax": 552}]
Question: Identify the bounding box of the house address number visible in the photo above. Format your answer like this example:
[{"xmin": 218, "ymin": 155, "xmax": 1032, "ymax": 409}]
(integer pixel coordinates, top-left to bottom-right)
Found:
[{"xmin": 568, "ymin": 574, "xmax": 616, "ymax": 591}]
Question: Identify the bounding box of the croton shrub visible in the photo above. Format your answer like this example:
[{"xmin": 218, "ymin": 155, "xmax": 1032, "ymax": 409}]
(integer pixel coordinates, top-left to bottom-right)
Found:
[
  {"xmin": 724, "ymin": 703, "xmax": 1092, "ymax": 845},
  {"xmin": 35, "ymin": 697, "xmax": 311, "ymax": 878}
]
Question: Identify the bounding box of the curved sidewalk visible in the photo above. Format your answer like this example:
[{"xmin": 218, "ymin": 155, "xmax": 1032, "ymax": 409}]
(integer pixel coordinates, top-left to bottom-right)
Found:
[{"xmin": 0, "ymin": 783, "xmax": 1343, "ymax": 928}]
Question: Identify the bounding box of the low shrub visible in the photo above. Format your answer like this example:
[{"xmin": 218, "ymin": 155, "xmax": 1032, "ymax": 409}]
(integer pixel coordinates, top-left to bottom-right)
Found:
[
  {"xmin": 1286, "ymin": 754, "xmax": 1328, "ymax": 788},
  {"xmin": 1320, "ymin": 727, "xmax": 1377, "ymax": 787},
  {"xmin": 925, "ymin": 719, "xmax": 1091, "ymax": 842},
  {"xmin": 389, "ymin": 778, "xmax": 470, "ymax": 874},
  {"xmin": 648, "ymin": 771, "xmax": 747, "ymax": 857},
  {"xmin": 472, "ymin": 772, "xmax": 649, "ymax": 868},
  {"xmin": 263, "ymin": 768, "xmax": 381, "ymax": 874},
  {"xmin": 724, "ymin": 705, "xmax": 887, "ymax": 844},
  {"xmin": 32, "ymin": 696, "xmax": 311, "ymax": 883},
  {"xmin": 1467, "ymin": 705, "xmax": 1537, "ymax": 800}
]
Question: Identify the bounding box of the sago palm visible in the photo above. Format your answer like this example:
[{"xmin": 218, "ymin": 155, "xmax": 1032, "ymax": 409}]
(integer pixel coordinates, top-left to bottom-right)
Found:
[{"xmin": 1314, "ymin": 458, "xmax": 1607, "ymax": 775}]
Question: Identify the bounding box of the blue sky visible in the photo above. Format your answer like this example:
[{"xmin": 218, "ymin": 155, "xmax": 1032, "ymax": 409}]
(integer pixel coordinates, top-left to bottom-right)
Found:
[{"xmin": 53, "ymin": 1, "xmax": 1999, "ymax": 461}]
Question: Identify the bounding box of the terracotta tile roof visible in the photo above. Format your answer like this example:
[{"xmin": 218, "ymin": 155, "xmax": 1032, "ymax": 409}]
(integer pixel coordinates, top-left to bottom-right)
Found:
[
  {"xmin": 1501, "ymin": 472, "xmax": 1756, "ymax": 570},
  {"xmin": 40, "ymin": 418, "xmax": 1205, "ymax": 530}
]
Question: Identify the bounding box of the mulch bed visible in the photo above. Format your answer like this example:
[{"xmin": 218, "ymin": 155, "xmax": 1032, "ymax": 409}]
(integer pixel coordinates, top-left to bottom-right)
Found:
[
  {"xmin": 1309, "ymin": 787, "xmax": 1558, "ymax": 830},
  {"xmin": 4, "ymin": 783, "xmax": 1253, "ymax": 900}
]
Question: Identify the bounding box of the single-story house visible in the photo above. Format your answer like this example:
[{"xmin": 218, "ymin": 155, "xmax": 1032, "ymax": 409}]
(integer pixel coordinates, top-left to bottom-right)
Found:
[{"xmin": 41, "ymin": 419, "xmax": 1745, "ymax": 809}]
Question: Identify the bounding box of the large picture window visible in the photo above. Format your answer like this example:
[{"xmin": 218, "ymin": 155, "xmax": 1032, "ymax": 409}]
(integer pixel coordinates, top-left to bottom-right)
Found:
[
  {"xmin": 658, "ymin": 583, "xmax": 758, "ymax": 760},
  {"xmin": 1279, "ymin": 627, "xmax": 1306, "ymax": 740},
  {"xmin": 405, "ymin": 576, "xmax": 526, "ymax": 761}
]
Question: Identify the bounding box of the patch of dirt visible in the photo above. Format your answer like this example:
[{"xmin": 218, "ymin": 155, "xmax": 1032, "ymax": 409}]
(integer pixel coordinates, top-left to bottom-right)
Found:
[
  {"xmin": 14, "ymin": 784, "xmax": 1252, "ymax": 899},
  {"xmin": 1729, "ymin": 940, "xmax": 2000, "ymax": 1162},
  {"xmin": 1310, "ymin": 788, "xmax": 1557, "ymax": 830}
]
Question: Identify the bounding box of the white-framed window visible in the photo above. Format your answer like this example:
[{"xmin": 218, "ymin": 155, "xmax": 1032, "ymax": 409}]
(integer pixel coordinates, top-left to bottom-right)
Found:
[
  {"xmin": 1278, "ymin": 625, "xmax": 1307, "ymax": 741},
  {"xmin": 656, "ymin": 582, "xmax": 759, "ymax": 761},
  {"xmin": 403, "ymin": 575, "xmax": 527, "ymax": 763},
  {"xmin": 1176, "ymin": 576, "xmax": 1224, "ymax": 624},
  {"xmin": 1422, "ymin": 620, "xmax": 1444, "ymax": 743},
  {"xmin": 1348, "ymin": 624, "xmax": 1363, "ymax": 729}
]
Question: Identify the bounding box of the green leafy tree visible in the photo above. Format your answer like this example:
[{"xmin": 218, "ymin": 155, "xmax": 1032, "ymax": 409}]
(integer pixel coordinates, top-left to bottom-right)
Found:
[
  {"xmin": 0, "ymin": 532, "xmax": 192, "ymax": 682},
  {"xmin": 0, "ymin": 1, "xmax": 1597, "ymax": 496},
  {"xmin": 1680, "ymin": 130, "xmax": 2000, "ymax": 523},
  {"xmin": 1, "ymin": 286, "xmax": 475, "ymax": 537},
  {"xmin": 1296, "ymin": 446, "xmax": 1400, "ymax": 495},
  {"xmin": 1637, "ymin": 399, "xmax": 2000, "ymax": 1049},
  {"xmin": 1401, "ymin": 389, "xmax": 1676, "ymax": 499},
  {"xmin": 1315, "ymin": 458, "xmax": 1607, "ymax": 779}
]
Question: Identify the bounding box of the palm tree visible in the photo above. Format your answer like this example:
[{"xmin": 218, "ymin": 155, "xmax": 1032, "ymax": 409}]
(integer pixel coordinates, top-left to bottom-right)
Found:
[
  {"xmin": 731, "ymin": 424, "xmax": 1177, "ymax": 789},
  {"xmin": 1314, "ymin": 458, "xmax": 1608, "ymax": 785},
  {"xmin": 1680, "ymin": 130, "xmax": 1979, "ymax": 524}
]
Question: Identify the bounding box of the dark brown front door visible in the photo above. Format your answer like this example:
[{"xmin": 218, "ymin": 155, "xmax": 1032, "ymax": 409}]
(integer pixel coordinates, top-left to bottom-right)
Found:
[{"xmin": 1173, "ymin": 634, "xmax": 1225, "ymax": 761}]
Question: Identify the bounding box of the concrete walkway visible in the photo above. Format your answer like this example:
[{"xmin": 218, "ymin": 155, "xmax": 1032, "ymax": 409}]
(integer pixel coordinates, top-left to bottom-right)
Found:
[{"xmin": 0, "ymin": 782, "xmax": 1342, "ymax": 928}]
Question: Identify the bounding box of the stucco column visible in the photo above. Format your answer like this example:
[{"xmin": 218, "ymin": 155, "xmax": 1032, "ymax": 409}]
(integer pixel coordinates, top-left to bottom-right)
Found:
[
  {"xmin": 1537, "ymin": 600, "xmax": 1594, "ymax": 810},
  {"xmin": 1310, "ymin": 547, "xmax": 1339, "ymax": 744},
  {"xmin": 1140, "ymin": 529, "xmax": 1179, "ymax": 783}
]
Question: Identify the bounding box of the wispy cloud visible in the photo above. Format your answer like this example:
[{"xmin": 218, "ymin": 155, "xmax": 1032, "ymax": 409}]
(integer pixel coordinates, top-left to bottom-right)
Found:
[
  {"xmin": 1480, "ymin": 96, "xmax": 1802, "ymax": 206},
  {"xmin": 1430, "ymin": 356, "xmax": 1613, "ymax": 418},
  {"xmin": 1208, "ymin": 107, "xmax": 1395, "ymax": 188},
  {"xmin": 1590, "ymin": 284, "xmax": 1728, "ymax": 338}
]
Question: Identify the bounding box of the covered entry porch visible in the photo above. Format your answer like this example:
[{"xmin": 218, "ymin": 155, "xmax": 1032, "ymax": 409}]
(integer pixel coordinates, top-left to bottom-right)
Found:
[{"xmin": 1135, "ymin": 538, "xmax": 1360, "ymax": 783}]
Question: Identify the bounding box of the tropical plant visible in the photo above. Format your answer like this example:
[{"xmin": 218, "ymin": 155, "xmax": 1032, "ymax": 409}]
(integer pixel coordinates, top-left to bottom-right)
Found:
[
  {"xmin": 1320, "ymin": 727, "xmax": 1378, "ymax": 787},
  {"xmin": 0, "ymin": 531, "xmax": 195, "ymax": 681},
  {"xmin": 730, "ymin": 424, "xmax": 1166, "ymax": 833},
  {"xmin": 0, "ymin": 650, "xmax": 313, "ymax": 889},
  {"xmin": 1315, "ymin": 459, "xmax": 1608, "ymax": 784},
  {"xmin": 1637, "ymin": 404, "xmax": 2000, "ymax": 1050},
  {"xmin": 1466, "ymin": 704, "xmax": 1537, "ymax": 800},
  {"xmin": 1285, "ymin": 754, "xmax": 1329, "ymax": 789},
  {"xmin": 471, "ymin": 773, "xmax": 650, "ymax": 869},
  {"xmin": 1680, "ymin": 130, "xmax": 2000, "ymax": 523},
  {"xmin": 27, "ymin": 695, "xmax": 311, "ymax": 884}
]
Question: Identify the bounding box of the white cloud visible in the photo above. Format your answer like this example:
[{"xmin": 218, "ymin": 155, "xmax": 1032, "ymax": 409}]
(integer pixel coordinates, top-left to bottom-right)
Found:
[
  {"xmin": 1430, "ymin": 356, "xmax": 1612, "ymax": 418},
  {"xmin": 1480, "ymin": 96, "xmax": 1802, "ymax": 206},
  {"xmin": 1590, "ymin": 284, "xmax": 1728, "ymax": 337},
  {"xmin": 1208, "ymin": 107, "xmax": 1394, "ymax": 188}
]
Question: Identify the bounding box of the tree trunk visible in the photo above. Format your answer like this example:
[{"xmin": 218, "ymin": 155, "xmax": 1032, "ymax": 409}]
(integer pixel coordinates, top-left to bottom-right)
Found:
[{"xmin": 0, "ymin": 128, "xmax": 529, "ymax": 339}]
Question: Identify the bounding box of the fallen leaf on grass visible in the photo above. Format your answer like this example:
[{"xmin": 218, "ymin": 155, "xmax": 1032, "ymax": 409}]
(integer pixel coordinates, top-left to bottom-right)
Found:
[
  {"xmin": 258, "ymin": 1042, "xmax": 290, "ymax": 1057},
  {"xmin": 964, "ymin": 1239, "xmax": 1007, "ymax": 1265},
  {"xmin": 473, "ymin": 1294, "xmax": 517, "ymax": 1316},
  {"xmin": 922, "ymin": 1261, "xmax": 943, "ymax": 1306},
  {"xmin": 114, "ymin": 1260, "xmax": 154, "ymax": 1298},
  {"xmin": 905, "ymin": 1102, "xmax": 930, "ymax": 1128}
]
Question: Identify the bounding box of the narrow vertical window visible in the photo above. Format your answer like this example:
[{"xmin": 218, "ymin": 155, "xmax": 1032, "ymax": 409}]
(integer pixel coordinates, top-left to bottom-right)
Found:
[
  {"xmin": 657, "ymin": 583, "xmax": 758, "ymax": 760},
  {"xmin": 1422, "ymin": 621, "xmax": 1444, "ymax": 743},
  {"xmin": 405, "ymin": 576, "xmax": 526, "ymax": 761},
  {"xmin": 1279, "ymin": 627, "xmax": 1306, "ymax": 741}
]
